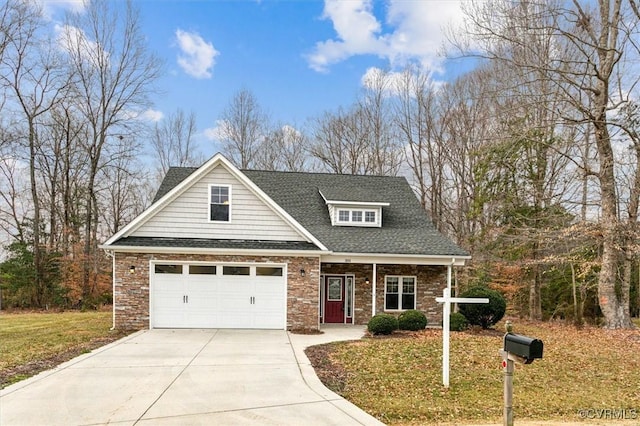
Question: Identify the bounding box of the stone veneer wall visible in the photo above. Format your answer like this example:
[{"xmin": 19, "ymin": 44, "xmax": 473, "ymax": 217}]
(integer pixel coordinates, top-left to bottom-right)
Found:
[
  {"xmin": 321, "ymin": 263, "xmax": 447, "ymax": 326},
  {"xmin": 114, "ymin": 252, "xmax": 320, "ymax": 331}
]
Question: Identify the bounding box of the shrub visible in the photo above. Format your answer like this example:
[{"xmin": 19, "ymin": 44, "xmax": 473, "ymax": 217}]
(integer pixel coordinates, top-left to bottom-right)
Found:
[
  {"xmin": 458, "ymin": 286, "xmax": 507, "ymax": 329},
  {"xmin": 367, "ymin": 314, "xmax": 399, "ymax": 335},
  {"xmin": 449, "ymin": 312, "xmax": 469, "ymax": 331},
  {"xmin": 398, "ymin": 310, "xmax": 427, "ymax": 331}
]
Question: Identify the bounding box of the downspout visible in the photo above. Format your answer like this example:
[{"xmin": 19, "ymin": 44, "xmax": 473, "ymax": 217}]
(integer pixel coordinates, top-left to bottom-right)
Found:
[
  {"xmin": 103, "ymin": 249, "xmax": 116, "ymax": 331},
  {"xmin": 371, "ymin": 263, "xmax": 377, "ymax": 317}
]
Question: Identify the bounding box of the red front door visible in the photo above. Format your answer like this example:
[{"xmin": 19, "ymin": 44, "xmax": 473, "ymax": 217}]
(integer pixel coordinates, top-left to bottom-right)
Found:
[{"xmin": 324, "ymin": 276, "xmax": 344, "ymax": 323}]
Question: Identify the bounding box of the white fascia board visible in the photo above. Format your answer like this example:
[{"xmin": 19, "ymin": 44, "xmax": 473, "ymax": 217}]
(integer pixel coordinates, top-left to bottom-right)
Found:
[
  {"xmin": 321, "ymin": 253, "xmax": 470, "ymax": 266},
  {"xmin": 98, "ymin": 244, "xmax": 327, "ymax": 257},
  {"xmin": 326, "ymin": 200, "xmax": 390, "ymax": 207},
  {"xmin": 103, "ymin": 153, "xmax": 327, "ymax": 251},
  {"xmin": 318, "ymin": 191, "xmax": 390, "ymax": 207}
]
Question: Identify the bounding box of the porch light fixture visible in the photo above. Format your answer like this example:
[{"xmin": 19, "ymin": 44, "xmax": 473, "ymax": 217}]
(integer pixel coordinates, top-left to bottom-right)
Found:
[
  {"xmin": 300, "ymin": 269, "xmax": 306, "ymax": 277},
  {"xmin": 129, "ymin": 265, "xmax": 135, "ymax": 274},
  {"xmin": 365, "ymin": 277, "xmax": 370, "ymax": 285}
]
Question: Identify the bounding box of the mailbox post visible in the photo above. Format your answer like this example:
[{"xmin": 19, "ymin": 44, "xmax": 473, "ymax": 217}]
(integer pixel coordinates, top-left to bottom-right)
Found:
[{"xmin": 499, "ymin": 325, "xmax": 543, "ymax": 426}]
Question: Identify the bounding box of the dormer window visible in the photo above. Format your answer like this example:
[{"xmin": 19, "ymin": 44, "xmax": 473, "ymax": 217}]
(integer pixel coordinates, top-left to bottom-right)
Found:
[
  {"xmin": 319, "ymin": 189, "xmax": 389, "ymax": 228},
  {"xmin": 209, "ymin": 184, "xmax": 231, "ymax": 222},
  {"xmin": 337, "ymin": 209, "xmax": 377, "ymax": 225}
]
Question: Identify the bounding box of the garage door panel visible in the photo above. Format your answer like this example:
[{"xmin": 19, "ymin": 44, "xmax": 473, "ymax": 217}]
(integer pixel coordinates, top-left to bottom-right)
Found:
[{"xmin": 152, "ymin": 263, "xmax": 286, "ymax": 329}]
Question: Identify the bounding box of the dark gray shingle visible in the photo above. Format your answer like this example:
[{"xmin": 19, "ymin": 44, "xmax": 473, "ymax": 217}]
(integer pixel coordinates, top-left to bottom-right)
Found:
[{"xmin": 146, "ymin": 166, "xmax": 468, "ymax": 257}]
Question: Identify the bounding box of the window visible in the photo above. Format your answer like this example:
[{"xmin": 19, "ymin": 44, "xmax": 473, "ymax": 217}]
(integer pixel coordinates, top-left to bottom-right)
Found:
[
  {"xmin": 385, "ymin": 276, "xmax": 416, "ymax": 310},
  {"xmin": 327, "ymin": 278, "xmax": 342, "ymax": 301},
  {"xmin": 256, "ymin": 267, "xmax": 283, "ymax": 276},
  {"xmin": 335, "ymin": 208, "xmax": 379, "ymax": 226},
  {"xmin": 155, "ymin": 264, "xmax": 183, "ymax": 274},
  {"xmin": 189, "ymin": 265, "xmax": 217, "ymax": 275},
  {"xmin": 365, "ymin": 211, "xmax": 376, "ymax": 223},
  {"xmin": 209, "ymin": 185, "xmax": 230, "ymax": 222},
  {"xmin": 223, "ymin": 266, "xmax": 250, "ymax": 276}
]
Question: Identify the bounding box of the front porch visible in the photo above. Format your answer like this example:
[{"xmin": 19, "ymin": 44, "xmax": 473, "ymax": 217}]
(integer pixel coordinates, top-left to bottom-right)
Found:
[{"xmin": 318, "ymin": 263, "xmax": 450, "ymax": 327}]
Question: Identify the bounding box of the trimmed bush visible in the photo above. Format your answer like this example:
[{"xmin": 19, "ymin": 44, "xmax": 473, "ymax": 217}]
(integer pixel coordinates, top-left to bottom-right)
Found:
[
  {"xmin": 458, "ymin": 286, "xmax": 507, "ymax": 329},
  {"xmin": 449, "ymin": 312, "xmax": 469, "ymax": 331},
  {"xmin": 367, "ymin": 314, "xmax": 399, "ymax": 335},
  {"xmin": 398, "ymin": 310, "xmax": 428, "ymax": 331}
]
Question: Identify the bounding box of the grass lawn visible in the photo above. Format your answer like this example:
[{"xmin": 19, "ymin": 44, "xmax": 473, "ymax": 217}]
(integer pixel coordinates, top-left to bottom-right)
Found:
[
  {"xmin": 307, "ymin": 320, "xmax": 640, "ymax": 425},
  {"xmin": 0, "ymin": 310, "xmax": 130, "ymax": 388}
]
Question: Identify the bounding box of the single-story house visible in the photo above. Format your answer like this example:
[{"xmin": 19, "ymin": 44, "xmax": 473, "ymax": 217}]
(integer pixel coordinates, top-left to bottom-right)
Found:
[{"xmin": 101, "ymin": 153, "xmax": 469, "ymax": 331}]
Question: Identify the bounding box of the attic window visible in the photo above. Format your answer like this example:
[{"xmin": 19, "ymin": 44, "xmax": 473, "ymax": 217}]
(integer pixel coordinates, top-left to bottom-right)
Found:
[
  {"xmin": 209, "ymin": 184, "xmax": 231, "ymax": 222},
  {"xmin": 337, "ymin": 209, "xmax": 377, "ymax": 226}
]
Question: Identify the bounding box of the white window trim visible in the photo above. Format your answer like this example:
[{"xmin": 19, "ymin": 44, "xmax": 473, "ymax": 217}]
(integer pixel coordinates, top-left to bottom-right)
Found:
[
  {"xmin": 208, "ymin": 184, "xmax": 232, "ymax": 223},
  {"xmin": 384, "ymin": 275, "xmax": 417, "ymax": 311},
  {"xmin": 335, "ymin": 207, "xmax": 380, "ymax": 227}
]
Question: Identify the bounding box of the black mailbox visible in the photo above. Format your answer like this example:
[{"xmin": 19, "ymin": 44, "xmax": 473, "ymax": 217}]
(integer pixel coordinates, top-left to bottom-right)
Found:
[{"xmin": 503, "ymin": 333, "xmax": 543, "ymax": 364}]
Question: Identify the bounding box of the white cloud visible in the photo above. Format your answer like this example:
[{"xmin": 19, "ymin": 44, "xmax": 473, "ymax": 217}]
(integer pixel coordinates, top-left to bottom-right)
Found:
[
  {"xmin": 175, "ymin": 29, "xmax": 219, "ymax": 79},
  {"xmin": 38, "ymin": 0, "xmax": 86, "ymax": 19},
  {"xmin": 361, "ymin": 66, "xmax": 444, "ymax": 96},
  {"xmin": 203, "ymin": 120, "xmax": 228, "ymax": 141},
  {"xmin": 141, "ymin": 109, "xmax": 164, "ymax": 122},
  {"xmin": 307, "ymin": 0, "xmax": 465, "ymax": 73},
  {"xmin": 55, "ymin": 24, "xmax": 109, "ymax": 68},
  {"xmin": 118, "ymin": 108, "xmax": 164, "ymax": 122}
]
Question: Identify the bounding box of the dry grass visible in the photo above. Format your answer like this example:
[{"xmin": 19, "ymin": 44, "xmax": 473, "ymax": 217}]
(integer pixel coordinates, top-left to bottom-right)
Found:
[
  {"xmin": 0, "ymin": 310, "xmax": 129, "ymax": 388},
  {"xmin": 309, "ymin": 320, "xmax": 640, "ymax": 425}
]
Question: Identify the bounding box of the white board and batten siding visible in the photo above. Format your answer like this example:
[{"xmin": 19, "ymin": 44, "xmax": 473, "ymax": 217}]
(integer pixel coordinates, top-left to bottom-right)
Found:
[{"xmin": 133, "ymin": 165, "xmax": 305, "ymax": 241}]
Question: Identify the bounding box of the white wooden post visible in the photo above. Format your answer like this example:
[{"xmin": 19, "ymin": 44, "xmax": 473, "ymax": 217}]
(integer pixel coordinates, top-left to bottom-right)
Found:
[
  {"xmin": 436, "ymin": 288, "xmax": 489, "ymax": 387},
  {"xmin": 371, "ymin": 263, "xmax": 377, "ymax": 317}
]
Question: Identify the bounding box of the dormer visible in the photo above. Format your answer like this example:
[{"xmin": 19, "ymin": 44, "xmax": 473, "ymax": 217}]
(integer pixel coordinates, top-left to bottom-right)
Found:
[{"xmin": 319, "ymin": 189, "xmax": 389, "ymax": 228}]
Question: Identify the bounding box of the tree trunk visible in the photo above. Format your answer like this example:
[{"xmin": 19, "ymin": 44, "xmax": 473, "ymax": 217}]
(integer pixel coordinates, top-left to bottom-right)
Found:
[{"xmin": 595, "ymin": 119, "xmax": 633, "ymax": 328}]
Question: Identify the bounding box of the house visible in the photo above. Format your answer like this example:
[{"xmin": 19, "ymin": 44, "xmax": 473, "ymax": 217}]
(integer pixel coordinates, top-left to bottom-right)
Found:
[{"xmin": 101, "ymin": 153, "xmax": 470, "ymax": 331}]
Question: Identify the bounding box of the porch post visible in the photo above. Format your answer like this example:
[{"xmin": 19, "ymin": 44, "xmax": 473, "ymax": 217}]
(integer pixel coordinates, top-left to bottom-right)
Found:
[{"xmin": 371, "ymin": 263, "xmax": 377, "ymax": 317}]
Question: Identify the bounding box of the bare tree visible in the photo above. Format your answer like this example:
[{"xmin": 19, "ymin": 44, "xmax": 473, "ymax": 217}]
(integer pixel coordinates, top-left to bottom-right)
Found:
[
  {"xmin": 359, "ymin": 69, "xmax": 403, "ymax": 176},
  {"xmin": 310, "ymin": 107, "xmax": 370, "ymax": 174},
  {"xmin": 218, "ymin": 88, "xmax": 269, "ymax": 169},
  {"xmin": 255, "ymin": 123, "xmax": 310, "ymax": 171},
  {"xmin": 394, "ymin": 66, "xmax": 446, "ymax": 229},
  {"xmin": 150, "ymin": 108, "xmax": 202, "ymax": 177},
  {"xmin": 61, "ymin": 0, "xmax": 162, "ymax": 301},
  {"xmin": 0, "ymin": 0, "xmax": 69, "ymax": 306}
]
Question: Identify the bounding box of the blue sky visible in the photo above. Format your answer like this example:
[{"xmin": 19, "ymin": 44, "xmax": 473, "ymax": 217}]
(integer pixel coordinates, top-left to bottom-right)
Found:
[{"xmin": 44, "ymin": 0, "xmax": 468, "ymax": 157}]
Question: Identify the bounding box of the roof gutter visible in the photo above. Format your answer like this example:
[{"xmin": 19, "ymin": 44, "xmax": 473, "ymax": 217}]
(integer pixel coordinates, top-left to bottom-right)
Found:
[
  {"xmin": 99, "ymin": 245, "xmax": 470, "ymax": 266},
  {"xmin": 321, "ymin": 252, "xmax": 470, "ymax": 266},
  {"xmin": 98, "ymin": 244, "xmax": 328, "ymax": 257}
]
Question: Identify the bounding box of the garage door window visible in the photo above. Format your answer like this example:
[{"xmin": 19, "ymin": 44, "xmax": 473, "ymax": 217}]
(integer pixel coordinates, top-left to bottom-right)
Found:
[
  {"xmin": 189, "ymin": 265, "xmax": 217, "ymax": 275},
  {"xmin": 223, "ymin": 266, "xmax": 250, "ymax": 275},
  {"xmin": 155, "ymin": 264, "xmax": 182, "ymax": 274},
  {"xmin": 256, "ymin": 267, "xmax": 283, "ymax": 276}
]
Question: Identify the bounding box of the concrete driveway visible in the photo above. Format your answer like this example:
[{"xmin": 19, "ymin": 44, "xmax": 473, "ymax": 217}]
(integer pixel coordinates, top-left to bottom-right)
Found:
[{"xmin": 0, "ymin": 327, "xmax": 385, "ymax": 426}]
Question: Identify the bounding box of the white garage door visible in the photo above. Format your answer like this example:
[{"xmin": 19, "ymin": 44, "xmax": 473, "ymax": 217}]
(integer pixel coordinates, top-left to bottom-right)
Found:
[{"xmin": 151, "ymin": 263, "xmax": 286, "ymax": 329}]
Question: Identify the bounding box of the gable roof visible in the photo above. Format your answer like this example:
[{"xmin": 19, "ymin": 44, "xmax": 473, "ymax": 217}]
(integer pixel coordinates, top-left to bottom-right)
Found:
[
  {"xmin": 148, "ymin": 166, "xmax": 468, "ymax": 258},
  {"xmin": 102, "ymin": 154, "xmax": 327, "ymax": 250}
]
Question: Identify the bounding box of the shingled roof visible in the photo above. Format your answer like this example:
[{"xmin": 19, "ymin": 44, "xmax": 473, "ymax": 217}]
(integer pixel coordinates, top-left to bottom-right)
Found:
[{"xmin": 147, "ymin": 167, "xmax": 468, "ymax": 257}]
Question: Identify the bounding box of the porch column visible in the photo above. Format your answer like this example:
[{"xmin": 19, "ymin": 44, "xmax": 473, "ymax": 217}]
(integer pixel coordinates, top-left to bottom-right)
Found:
[{"xmin": 371, "ymin": 263, "xmax": 377, "ymax": 317}]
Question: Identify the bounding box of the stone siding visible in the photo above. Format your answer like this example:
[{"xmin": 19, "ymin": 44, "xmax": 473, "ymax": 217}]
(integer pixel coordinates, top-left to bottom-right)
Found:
[
  {"xmin": 114, "ymin": 253, "xmax": 447, "ymax": 331},
  {"xmin": 114, "ymin": 252, "xmax": 320, "ymax": 331},
  {"xmin": 320, "ymin": 263, "xmax": 446, "ymax": 326}
]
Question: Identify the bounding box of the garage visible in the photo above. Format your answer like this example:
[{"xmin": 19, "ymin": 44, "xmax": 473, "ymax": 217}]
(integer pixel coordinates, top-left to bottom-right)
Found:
[{"xmin": 151, "ymin": 263, "xmax": 286, "ymax": 329}]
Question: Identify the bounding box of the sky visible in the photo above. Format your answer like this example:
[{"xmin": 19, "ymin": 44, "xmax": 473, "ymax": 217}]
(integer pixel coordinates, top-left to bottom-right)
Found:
[{"xmin": 42, "ymin": 0, "xmax": 469, "ymax": 159}]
